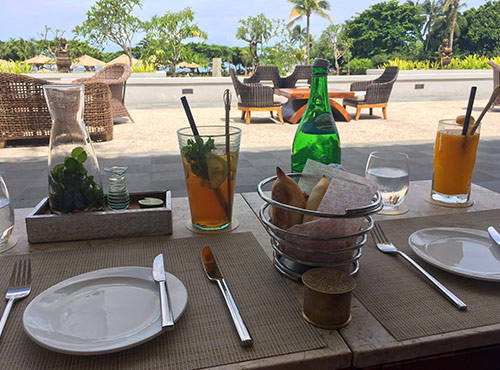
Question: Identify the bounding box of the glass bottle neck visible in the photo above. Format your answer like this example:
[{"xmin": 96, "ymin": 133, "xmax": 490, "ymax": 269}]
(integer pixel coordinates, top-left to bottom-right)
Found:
[{"xmin": 308, "ymin": 67, "xmax": 330, "ymax": 113}]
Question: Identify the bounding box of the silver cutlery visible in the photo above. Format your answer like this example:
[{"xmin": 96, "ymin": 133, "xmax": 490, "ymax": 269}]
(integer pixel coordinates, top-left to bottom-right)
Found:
[
  {"xmin": 487, "ymin": 226, "xmax": 500, "ymax": 246},
  {"xmin": 0, "ymin": 259, "xmax": 31, "ymax": 337},
  {"xmin": 201, "ymin": 246, "xmax": 253, "ymax": 347},
  {"xmin": 152, "ymin": 253, "xmax": 175, "ymax": 330},
  {"xmin": 371, "ymin": 223, "xmax": 467, "ymax": 311}
]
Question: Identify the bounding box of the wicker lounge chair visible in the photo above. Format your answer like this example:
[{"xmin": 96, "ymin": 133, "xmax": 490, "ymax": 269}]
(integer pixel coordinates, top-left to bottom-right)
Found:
[
  {"xmin": 488, "ymin": 61, "xmax": 500, "ymax": 109},
  {"xmin": 243, "ymin": 66, "xmax": 280, "ymax": 88},
  {"xmin": 0, "ymin": 72, "xmax": 113, "ymax": 147},
  {"xmin": 72, "ymin": 63, "xmax": 133, "ymax": 122},
  {"xmin": 342, "ymin": 66, "xmax": 399, "ymax": 120},
  {"xmin": 230, "ymin": 69, "xmax": 284, "ymax": 125},
  {"xmin": 279, "ymin": 65, "xmax": 312, "ymax": 88}
]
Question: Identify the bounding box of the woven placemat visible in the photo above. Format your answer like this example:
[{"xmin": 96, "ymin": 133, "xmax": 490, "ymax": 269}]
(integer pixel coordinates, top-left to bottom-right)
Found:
[
  {"xmin": 0, "ymin": 232, "xmax": 326, "ymax": 370},
  {"xmin": 354, "ymin": 209, "xmax": 500, "ymax": 342}
]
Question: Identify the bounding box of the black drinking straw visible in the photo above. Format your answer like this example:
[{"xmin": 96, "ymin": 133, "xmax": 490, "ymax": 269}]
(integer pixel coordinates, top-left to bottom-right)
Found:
[
  {"xmin": 223, "ymin": 89, "xmax": 232, "ymax": 217},
  {"xmin": 180, "ymin": 96, "xmax": 199, "ymax": 136},
  {"xmin": 461, "ymin": 86, "xmax": 477, "ymax": 136}
]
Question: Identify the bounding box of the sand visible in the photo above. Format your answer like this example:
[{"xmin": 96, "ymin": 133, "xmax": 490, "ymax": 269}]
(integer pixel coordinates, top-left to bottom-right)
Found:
[{"xmin": 2, "ymin": 99, "xmax": 500, "ymax": 159}]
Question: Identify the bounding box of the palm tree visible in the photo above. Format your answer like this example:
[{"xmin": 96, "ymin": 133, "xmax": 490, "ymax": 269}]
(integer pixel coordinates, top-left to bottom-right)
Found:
[
  {"xmin": 443, "ymin": 0, "xmax": 459, "ymax": 49},
  {"xmin": 421, "ymin": 0, "xmax": 443, "ymax": 51},
  {"xmin": 287, "ymin": 0, "xmax": 333, "ymax": 63}
]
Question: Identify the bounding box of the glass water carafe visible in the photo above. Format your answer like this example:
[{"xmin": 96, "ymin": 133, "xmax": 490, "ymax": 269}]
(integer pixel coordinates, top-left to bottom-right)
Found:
[{"xmin": 44, "ymin": 85, "xmax": 104, "ymax": 214}]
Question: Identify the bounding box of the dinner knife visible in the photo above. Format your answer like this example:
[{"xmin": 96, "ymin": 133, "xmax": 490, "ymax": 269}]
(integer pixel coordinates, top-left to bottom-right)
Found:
[
  {"xmin": 152, "ymin": 253, "xmax": 175, "ymax": 330},
  {"xmin": 201, "ymin": 246, "xmax": 253, "ymax": 347},
  {"xmin": 488, "ymin": 226, "xmax": 500, "ymax": 246}
]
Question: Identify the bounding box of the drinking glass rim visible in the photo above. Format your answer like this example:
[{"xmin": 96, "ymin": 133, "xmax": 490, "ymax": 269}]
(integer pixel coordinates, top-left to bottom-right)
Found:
[
  {"xmin": 367, "ymin": 151, "xmax": 409, "ymax": 160},
  {"xmin": 177, "ymin": 125, "xmax": 242, "ymax": 138}
]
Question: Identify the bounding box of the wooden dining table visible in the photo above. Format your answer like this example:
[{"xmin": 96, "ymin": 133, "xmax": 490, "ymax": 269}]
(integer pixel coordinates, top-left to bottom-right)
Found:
[
  {"xmin": 5, "ymin": 180, "xmax": 500, "ymax": 369},
  {"xmin": 275, "ymin": 87, "xmax": 355, "ymax": 124}
]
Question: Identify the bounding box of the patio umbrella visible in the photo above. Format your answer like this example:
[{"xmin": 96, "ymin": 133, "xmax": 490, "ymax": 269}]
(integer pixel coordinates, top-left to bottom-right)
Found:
[
  {"xmin": 107, "ymin": 54, "xmax": 139, "ymax": 66},
  {"xmin": 73, "ymin": 54, "xmax": 106, "ymax": 68},
  {"xmin": 24, "ymin": 55, "xmax": 55, "ymax": 66},
  {"xmin": 176, "ymin": 61, "xmax": 200, "ymax": 69}
]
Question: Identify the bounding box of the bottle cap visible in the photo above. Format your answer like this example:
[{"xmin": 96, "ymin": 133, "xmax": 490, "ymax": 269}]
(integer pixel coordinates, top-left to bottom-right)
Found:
[{"xmin": 313, "ymin": 58, "xmax": 330, "ymax": 69}]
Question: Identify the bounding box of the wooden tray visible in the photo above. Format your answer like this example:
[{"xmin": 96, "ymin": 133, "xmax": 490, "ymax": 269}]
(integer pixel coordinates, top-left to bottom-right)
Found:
[{"xmin": 26, "ymin": 191, "xmax": 172, "ymax": 243}]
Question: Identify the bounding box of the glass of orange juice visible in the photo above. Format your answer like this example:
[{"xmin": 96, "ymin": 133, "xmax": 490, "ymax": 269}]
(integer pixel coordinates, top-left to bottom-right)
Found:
[
  {"xmin": 177, "ymin": 126, "xmax": 241, "ymax": 231},
  {"xmin": 431, "ymin": 119, "xmax": 480, "ymax": 204}
]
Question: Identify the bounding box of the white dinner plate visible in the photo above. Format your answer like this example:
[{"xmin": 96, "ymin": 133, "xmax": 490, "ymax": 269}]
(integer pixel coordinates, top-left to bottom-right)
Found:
[
  {"xmin": 23, "ymin": 266, "xmax": 188, "ymax": 355},
  {"xmin": 408, "ymin": 227, "xmax": 500, "ymax": 282}
]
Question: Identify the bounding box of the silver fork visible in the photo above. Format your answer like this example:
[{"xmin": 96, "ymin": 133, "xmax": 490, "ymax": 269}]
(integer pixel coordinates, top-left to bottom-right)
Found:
[
  {"xmin": 371, "ymin": 223, "xmax": 467, "ymax": 311},
  {"xmin": 0, "ymin": 259, "xmax": 32, "ymax": 337}
]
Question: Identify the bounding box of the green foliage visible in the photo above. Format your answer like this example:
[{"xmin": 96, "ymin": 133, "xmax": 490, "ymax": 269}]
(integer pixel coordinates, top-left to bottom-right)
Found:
[
  {"xmin": 459, "ymin": 1, "xmax": 500, "ymax": 57},
  {"xmin": 382, "ymin": 55, "xmax": 498, "ymax": 70},
  {"xmin": 287, "ymin": 0, "xmax": 333, "ymax": 62},
  {"xmin": 181, "ymin": 136, "xmax": 215, "ymax": 181},
  {"xmin": 49, "ymin": 147, "xmax": 104, "ymax": 213},
  {"xmin": 382, "ymin": 58, "xmax": 440, "ymax": 70},
  {"xmin": 0, "ymin": 60, "xmax": 32, "ymax": 73},
  {"xmin": 349, "ymin": 58, "xmax": 373, "ymax": 75},
  {"xmin": 185, "ymin": 43, "xmax": 233, "ymax": 67},
  {"xmin": 310, "ymin": 24, "xmax": 352, "ymax": 75},
  {"xmin": 142, "ymin": 7, "xmax": 207, "ymax": 74},
  {"xmin": 261, "ymin": 20, "xmax": 304, "ymax": 73},
  {"xmin": 73, "ymin": 0, "xmax": 143, "ymax": 64},
  {"xmin": 131, "ymin": 60, "xmax": 156, "ymax": 73},
  {"xmin": 344, "ymin": 0, "xmax": 425, "ymax": 59},
  {"xmin": 0, "ymin": 38, "xmax": 41, "ymax": 61},
  {"xmin": 236, "ymin": 14, "xmax": 275, "ymax": 67}
]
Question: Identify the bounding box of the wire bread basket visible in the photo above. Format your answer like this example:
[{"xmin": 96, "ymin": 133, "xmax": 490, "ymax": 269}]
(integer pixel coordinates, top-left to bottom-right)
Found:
[{"xmin": 257, "ymin": 173, "xmax": 383, "ymax": 281}]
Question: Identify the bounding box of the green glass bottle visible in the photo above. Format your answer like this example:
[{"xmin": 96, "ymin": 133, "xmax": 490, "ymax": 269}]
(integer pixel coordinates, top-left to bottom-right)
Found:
[{"xmin": 291, "ymin": 58, "xmax": 341, "ymax": 173}]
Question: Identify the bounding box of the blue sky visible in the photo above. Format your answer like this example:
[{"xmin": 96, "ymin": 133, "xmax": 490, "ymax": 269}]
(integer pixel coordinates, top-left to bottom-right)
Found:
[{"xmin": 0, "ymin": 0, "xmax": 488, "ymax": 50}]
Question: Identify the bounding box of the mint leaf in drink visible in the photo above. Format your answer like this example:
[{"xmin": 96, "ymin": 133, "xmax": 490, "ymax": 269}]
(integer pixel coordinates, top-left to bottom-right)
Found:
[{"xmin": 182, "ymin": 136, "xmax": 216, "ymax": 181}]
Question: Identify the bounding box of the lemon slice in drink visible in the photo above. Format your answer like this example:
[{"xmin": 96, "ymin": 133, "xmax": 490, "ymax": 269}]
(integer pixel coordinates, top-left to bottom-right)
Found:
[{"xmin": 206, "ymin": 154, "xmax": 228, "ymax": 189}]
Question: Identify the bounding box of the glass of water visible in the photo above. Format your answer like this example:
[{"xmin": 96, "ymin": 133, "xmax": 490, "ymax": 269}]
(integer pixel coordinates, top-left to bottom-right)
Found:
[
  {"xmin": 365, "ymin": 151, "xmax": 410, "ymax": 211},
  {"xmin": 0, "ymin": 175, "xmax": 15, "ymax": 252}
]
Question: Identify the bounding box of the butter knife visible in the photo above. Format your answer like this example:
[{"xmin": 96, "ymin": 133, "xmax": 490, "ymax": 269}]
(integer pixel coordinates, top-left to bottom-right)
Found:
[
  {"xmin": 152, "ymin": 253, "xmax": 175, "ymax": 330},
  {"xmin": 488, "ymin": 226, "xmax": 500, "ymax": 246},
  {"xmin": 201, "ymin": 246, "xmax": 253, "ymax": 347}
]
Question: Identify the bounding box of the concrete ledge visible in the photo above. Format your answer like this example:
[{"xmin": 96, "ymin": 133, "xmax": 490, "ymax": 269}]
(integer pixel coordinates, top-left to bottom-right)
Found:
[{"xmin": 22, "ymin": 69, "xmax": 495, "ymax": 108}]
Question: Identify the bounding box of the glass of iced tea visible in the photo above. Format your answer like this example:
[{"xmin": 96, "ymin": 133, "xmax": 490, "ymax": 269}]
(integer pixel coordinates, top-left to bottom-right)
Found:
[
  {"xmin": 431, "ymin": 119, "xmax": 480, "ymax": 204},
  {"xmin": 177, "ymin": 126, "xmax": 241, "ymax": 231}
]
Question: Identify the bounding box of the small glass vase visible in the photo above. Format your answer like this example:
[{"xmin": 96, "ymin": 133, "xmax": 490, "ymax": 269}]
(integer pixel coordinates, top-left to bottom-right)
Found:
[
  {"xmin": 104, "ymin": 166, "xmax": 130, "ymax": 210},
  {"xmin": 44, "ymin": 85, "xmax": 104, "ymax": 214}
]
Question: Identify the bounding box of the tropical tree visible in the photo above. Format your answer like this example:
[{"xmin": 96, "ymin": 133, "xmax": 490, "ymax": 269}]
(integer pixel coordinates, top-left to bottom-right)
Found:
[
  {"xmin": 286, "ymin": 0, "xmax": 333, "ymax": 63},
  {"xmin": 141, "ymin": 8, "xmax": 207, "ymax": 75},
  {"xmin": 73, "ymin": 0, "xmax": 143, "ymax": 65},
  {"xmin": 311, "ymin": 24, "xmax": 352, "ymax": 75},
  {"xmin": 0, "ymin": 38, "xmax": 40, "ymax": 61},
  {"xmin": 443, "ymin": 0, "xmax": 460, "ymax": 49},
  {"xmin": 343, "ymin": 1, "xmax": 425, "ymax": 61},
  {"xmin": 421, "ymin": 0, "xmax": 444, "ymax": 52},
  {"xmin": 262, "ymin": 20, "xmax": 302, "ymax": 73},
  {"xmin": 37, "ymin": 26, "xmax": 65, "ymax": 59},
  {"xmin": 240, "ymin": 48, "xmax": 253, "ymax": 74},
  {"xmin": 235, "ymin": 14, "xmax": 274, "ymax": 68},
  {"xmin": 459, "ymin": 1, "xmax": 500, "ymax": 56},
  {"xmin": 431, "ymin": 0, "xmax": 466, "ymax": 54}
]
